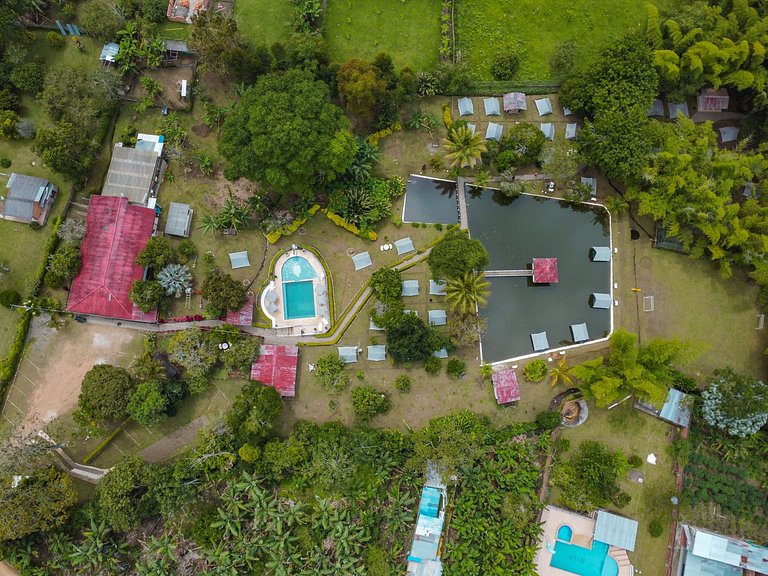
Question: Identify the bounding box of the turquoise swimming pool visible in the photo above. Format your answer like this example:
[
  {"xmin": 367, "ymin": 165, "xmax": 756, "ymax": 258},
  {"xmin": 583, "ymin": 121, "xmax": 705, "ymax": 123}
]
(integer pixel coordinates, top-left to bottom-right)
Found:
[
  {"xmin": 550, "ymin": 539, "xmax": 618, "ymax": 576},
  {"xmin": 282, "ymin": 256, "xmax": 317, "ymax": 282},
  {"xmin": 557, "ymin": 524, "xmax": 574, "ymax": 542},
  {"xmin": 283, "ymin": 281, "xmax": 315, "ymax": 320}
]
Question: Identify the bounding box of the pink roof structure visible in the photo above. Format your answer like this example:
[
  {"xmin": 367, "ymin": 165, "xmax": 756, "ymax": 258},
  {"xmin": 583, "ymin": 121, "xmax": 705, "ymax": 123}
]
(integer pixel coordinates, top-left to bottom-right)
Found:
[
  {"xmin": 492, "ymin": 369, "xmax": 520, "ymax": 404},
  {"xmin": 67, "ymin": 196, "xmax": 157, "ymax": 321},
  {"xmin": 250, "ymin": 344, "xmax": 298, "ymax": 398},
  {"xmin": 697, "ymin": 88, "xmax": 729, "ymax": 112},
  {"xmin": 532, "ymin": 258, "xmax": 558, "ymax": 283},
  {"xmin": 226, "ymin": 293, "xmax": 254, "ymax": 326}
]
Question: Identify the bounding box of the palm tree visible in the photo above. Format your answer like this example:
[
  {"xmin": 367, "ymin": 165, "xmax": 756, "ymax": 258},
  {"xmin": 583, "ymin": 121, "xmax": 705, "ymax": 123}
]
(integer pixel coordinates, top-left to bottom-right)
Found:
[
  {"xmin": 445, "ymin": 272, "xmax": 490, "ymax": 316},
  {"xmin": 443, "ymin": 125, "xmax": 487, "ymax": 169},
  {"xmin": 549, "ymin": 355, "xmax": 575, "ymax": 387}
]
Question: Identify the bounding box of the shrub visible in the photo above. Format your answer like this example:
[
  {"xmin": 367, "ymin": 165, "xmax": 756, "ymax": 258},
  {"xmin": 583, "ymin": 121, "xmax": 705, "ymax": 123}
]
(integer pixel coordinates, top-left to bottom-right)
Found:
[
  {"xmin": 614, "ymin": 491, "xmax": 632, "ymax": 508},
  {"xmin": 446, "ymin": 358, "xmax": 466, "ymax": 379},
  {"xmin": 523, "ymin": 359, "xmax": 548, "ymax": 383},
  {"xmin": 395, "ymin": 374, "xmax": 412, "ymax": 392},
  {"xmin": 425, "ymin": 356, "xmax": 441, "ymax": 375},
  {"xmin": 491, "ymin": 51, "xmax": 521, "ymax": 81},
  {"xmin": 536, "ymin": 410, "xmax": 562, "ymax": 431},
  {"xmin": 46, "ymin": 31, "xmax": 65, "ymax": 48},
  {"xmin": 370, "ymin": 267, "xmax": 402, "ymax": 303},
  {"xmin": 0, "ymin": 158, "xmax": 9, "ymax": 168},
  {"xmin": 351, "ymin": 385, "xmax": 391, "ymax": 422},
  {"xmin": 315, "ymin": 353, "xmax": 349, "ymax": 393},
  {"xmin": 177, "ymin": 239, "xmax": 196, "ymax": 263},
  {"xmin": 0, "ymin": 290, "xmax": 20, "ymax": 308},
  {"xmin": 648, "ymin": 519, "xmax": 663, "ymax": 538},
  {"xmin": 238, "ymin": 443, "xmax": 261, "ymax": 463},
  {"xmin": 627, "ymin": 454, "xmax": 643, "ymax": 468}
]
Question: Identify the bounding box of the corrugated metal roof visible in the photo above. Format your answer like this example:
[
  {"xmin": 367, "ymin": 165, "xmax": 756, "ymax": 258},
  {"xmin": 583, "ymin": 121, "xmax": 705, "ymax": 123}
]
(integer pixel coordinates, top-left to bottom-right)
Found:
[
  {"xmin": 101, "ymin": 145, "xmax": 162, "ymax": 205},
  {"xmin": 164, "ymin": 202, "xmax": 192, "ymax": 237},
  {"xmin": 659, "ymin": 388, "xmax": 692, "ymax": 428},
  {"xmin": 683, "ymin": 550, "xmax": 742, "ymax": 576},
  {"xmin": 164, "ymin": 40, "xmax": 189, "ymax": 53},
  {"xmin": 250, "ymin": 344, "xmax": 298, "ymax": 397},
  {"xmin": 6, "ymin": 173, "xmax": 50, "ymax": 200},
  {"xmin": 594, "ymin": 511, "xmax": 638, "ymax": 552},
  {"xmin": 691, "ymin": 527, "xmax": 768, "ymax": 572}
]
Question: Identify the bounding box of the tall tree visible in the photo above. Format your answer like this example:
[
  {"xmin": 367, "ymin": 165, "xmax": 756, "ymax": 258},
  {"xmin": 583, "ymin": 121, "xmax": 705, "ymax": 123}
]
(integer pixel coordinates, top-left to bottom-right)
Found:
[
  {"xmin": 443, "ymin": 125, "xmax": 487, "ymax": 169},
  {"xmin": 445, "ymin": 272, "xmax": 490, "ymax": 316},
  {"xmin": 428, "ymin": 229, "xmax": 489, "ymax": 280},
  {"xmin": 74, "ymin": 364, "xmax": 136, "ymax": 429},
  {"xmin": 336, "ymin": 59, "xmax": 387, "ymax": 122},
  {"xmin": 34, "ymin": 122, "xmax": 98, "ymax": 183},
  {"xmin": 701, "ymin": 368, "xmax": 768, "ymax": 437}
]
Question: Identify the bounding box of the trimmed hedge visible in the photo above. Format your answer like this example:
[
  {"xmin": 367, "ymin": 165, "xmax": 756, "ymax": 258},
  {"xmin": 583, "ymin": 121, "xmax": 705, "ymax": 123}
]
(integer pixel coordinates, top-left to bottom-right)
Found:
[
  {"xmin": 322, "ymin": 209, "xmax": 377, "ymax": 241},
  {"xmin": 83, "ymin": 421, "xmax": 128, "ymax": 464},
  {"xmin": 265, "ymin": 205, "xmax": 320, "ymax": 244}
]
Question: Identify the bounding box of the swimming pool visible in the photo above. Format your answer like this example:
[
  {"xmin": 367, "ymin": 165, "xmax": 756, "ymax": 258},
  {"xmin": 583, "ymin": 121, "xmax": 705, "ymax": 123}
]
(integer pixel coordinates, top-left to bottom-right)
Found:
[
  {"xmin": 281, "ymin": 256, "xmax": 317, "ymax": 282},
  {"xmin": 283, "ymin": 281, "xmax": 316, "ymax": 320},
  {"xmin": 550, "ymin": 539, "xmax": 619, "ymax": 576},
  {"xmin": 557, "ymin": 524, "xmax": 574, "ymax": 542}
]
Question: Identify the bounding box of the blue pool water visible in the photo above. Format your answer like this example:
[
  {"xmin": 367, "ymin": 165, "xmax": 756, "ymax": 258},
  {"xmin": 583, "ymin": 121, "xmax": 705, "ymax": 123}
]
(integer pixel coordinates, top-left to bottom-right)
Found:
[
  {"xmin": 557, "ymin": 524, "xmax": 573, "ymax": 542},
  {"xmin": 281, "ymin": 256, "xmax": 317, "ymax": 282},
  {"xmin": 550, "ymin": 540, "xmax": 618, "ymax": 576},
  {"xmin": 283, "ymin": 281, "xmax": 315, "ymax": 320}
]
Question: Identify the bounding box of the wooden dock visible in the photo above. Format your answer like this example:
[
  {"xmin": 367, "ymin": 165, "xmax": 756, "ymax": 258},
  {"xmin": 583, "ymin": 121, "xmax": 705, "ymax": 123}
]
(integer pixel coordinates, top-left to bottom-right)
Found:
[
  {"xmin": 456, "ymin": 176, "xmax": 469, "ymax": 229},
  {"xmin": 484, "ymin": 269, "xmax": 532, "ymax": 277}
]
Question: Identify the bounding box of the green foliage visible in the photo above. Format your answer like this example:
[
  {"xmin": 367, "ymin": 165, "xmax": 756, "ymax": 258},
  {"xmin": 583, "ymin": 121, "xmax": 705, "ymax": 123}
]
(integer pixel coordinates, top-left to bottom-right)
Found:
[
  {"xmin": 0, "ymin": 290, "xmax": 21, "ymax": 308},
  {"xmin": 553, "ymin": 440, "xmax": 630, "ymax": 512},
  {"xmin": 202, "ymin": 272, "xmax": 247, "ymax": 315},
  {"xmin": 370, "ymin": 267, "xmax": 402, "ymax": 304},
  {"xmin": 34, "ymin": 121, "xmax": 99, "ymax": 182},
  {"xmin": 701, "ymin": 368, "xmax": 768, "ymax": 437},
  {"xmin": 221, "ymin": 337, "xmax": 261, "ymax": 373},
  {"xmin": 75, "ymin": 364, "xmax": 135, "ymax": 426},
  {"xmin": 97, "ymin": 457, "xmax": 154, "ymax": 532},
  {"xmin": 425, "ymin": 355, "xmax": 442, "ymax": 375},
  {"xmin": 446, "ymin": 358, "xmax": 466, "ymax": 379},
  {"xmin": 0, "ymin": 158, "xmax": 10, "ymax": 168},
  {"xmin": 226, "ymin": 381, "xmax": 283, "ymax": 445},
  {"xmin": 448, "ymin": 312, "xmax": 487, "ymax": 347},
  {"xmin": 46, "ymin": 31, "xmax": 65, "ymax": 49},
  {"xmin": 337, "ymin": 58, "xmax": 387, "ymax": 121},
  {"xmin": 323, "ymin": 208, "xmax": 378, "ymax": 241},
  {"xmin": 550, "ymin": 40, "xmax": 578, "ymax": 81},
  {"xmin": 314, "ymin": 353, "xmax": 349, "ymax": 393},
  {"xmin": 177, "ymin": 239, "xmax": 196, "ymax": 263},
  {"xmin": 428, "ymin": 229, "xmax": 489, "ymax": 280},
  {"xmin": 43, "ymin": 245, "xmax": 81, "ymax": 288},
  {"xmin": 126, "ymin": 380, "xmax": 168, "ymax": 426},
  {"xmin": 388, "ymin": 311, "xmax": 441, "ymax": 364},
  {"xmin": 157, "ymin": 264, "xmax": 192, "ymax": 298},
  {"xmin": 129, "ymin": 279, "xmax": 164, "ymax": 312},
  {"xmin": 523, "ymin": 359, "xmax": 548, "ymax": 383},
  {"xmin": 0, "ymin": 467, "xmax": 78, "ymax": 542},
  {"xmin": 395, "ymin": 374, "xmax": 412, "ymax": 392},
  {"xmin": 168, "ymin": 329, "xmax": 218, "ymax": 391},
  {"xmin": 445, "ymin": 272, "xmax": 490, "ymax": 316},
  {"xmin": 351, "ymin": 385, "xmax": 391, "ymax": 422},
  {"xmin": 238, "ymin": 443, "xmax": 261, "ymax": 463},
  {"xmin": 490, "ymin": 50, "xmax": 521, "ymax": 80},
  {"xmin": 648, "ymin": 519, "xmax": 663, "ymax": 538},
  {"xmin": 82, "ymin": 0, "xmax": 124, "ymax": 40},
  {"xmin": 219, "ymin": 69, "xmax": 354, "ymax": 196},
  {"xmin": 141, "ymin": 0, "xmax": 168, "ymax": 22},
  {"xmin": 10, "ymin": 62, "xmax": 44, "ymax": 94},
  {"xmin": 443, "ymin": 125, "xmax": 487, "ymax": 169},
  {"xmin": 666, "ymin": 438, "xmax": 690, "ymax": 467},
  {"xmin": 136, "ymin": 237, "xmax": 175, "ymax": 271},
  {"xmin": 264, "ymin": 204, "xmax": 320, "ymax": 244},
  {"xmin": 628, "ymin": 454, "xmax": 643, "ymax": 468},
  {"xmin": 536, "ymin": 410, "xmax": 562, "ymax": 431}
]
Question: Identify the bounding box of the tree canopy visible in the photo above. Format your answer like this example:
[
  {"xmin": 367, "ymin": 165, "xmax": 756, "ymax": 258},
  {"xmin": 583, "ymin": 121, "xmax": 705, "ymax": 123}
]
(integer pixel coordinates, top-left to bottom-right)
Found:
[
  {"xmin": 74, "ymin": 364, "xmax": 136, "ymax": 428},
  {"xmin": 219, "ymin": 69, "xmax": 356, "ymax": 196},
  {"xmin": 202, "ymin": 272, "xmax": 248, "ymax": 315},
  {"xmin": 701, "ymin": 368, "xmax": 768, "ymax": 437},
  {"xmin": 428, "ymin": 229, "xmax": 489, "ymax": 280}
]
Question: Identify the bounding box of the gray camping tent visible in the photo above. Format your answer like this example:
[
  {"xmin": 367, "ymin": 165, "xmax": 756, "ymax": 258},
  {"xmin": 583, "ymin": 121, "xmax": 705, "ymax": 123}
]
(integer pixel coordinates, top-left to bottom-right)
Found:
[
  {"xmin": 483, "ymin": 97, "xmax": 500, "ymax": 116},
  {"xmin": 581, "ymin": 177, "xmax": 597, "ymax": 195},
  {"xmin": 563, "ymin": 106, "xmax": 573, "ymax": 116},
  {"xmin": 429, "ymin": 279, "xmax": 447, "ymax": 295},
  {"xmin": 432, "ymin": 348, "xmax": 448, "ymax": 358},
  {"xmin": 570, "ymin": 323, "xmax": 590, "ymax": 343},
  {"xmin": 338, "ymin": 346, "xmax": 358, "ymax": 363},
  {"xmin": 668, "ymin": 101, "xmax": 689, "ymax": 118},
  {"xmin": 352, "ymin": 251, "xmax": 372, "ymax": 271},
  {"xmin": 486, "ymin": 122, "xmax": 503, "ymax": 141},
  {"xmin": 369, "ymin": 318, "xmax": 385, "ymax": 331},
  {"xmin": 566, "ymin": 123, "xmax": 578, "ymax": 140},
  {"xmin": 428, "ymin": 310, "xmax": 447, "ymax": 326},
  {"xmin": 540, "ymin": 123, "xmax": 555, "ymax": 140},
  {"xmin": 647, "ymin": 99, "xmax": 664, "ymax": 117},
  {"xmin": 535, "ymin": 97, "xmax": 553, "ymax": 116},
  {"xmin": 590, "ymin": 293, "xmax": 612, "ymax": 309},
  {"xmin": 531, "ymin": 331, "xmax": 550, "ymax": 351},
  {"xmin": 467, "ymin": 123, "xmax": 477, "ymax": 135},
  {"xmin": 394, "ymin": 237, "xmax": 415, "ymax": 255},
  {"xmin": 229, "ymin": 251, "xmax": 250, "ymax": 269},
  {"xmin": 719, "ymin": 126, "xmax": 739, "ymax": 143},
  {"xmin": 401, "ymin": 280, "xmax": 420, "ymax": 297},
  {"xmin": 590, "ymin": 246, "xmax": 611, "ymax": 262},
  {"xmin": 458, "ymin": 97, "xmax": 474, "ymax": 116},
  {"xmin": 367, "ymin": 345, "xmax": 386, "ymax": 362}
]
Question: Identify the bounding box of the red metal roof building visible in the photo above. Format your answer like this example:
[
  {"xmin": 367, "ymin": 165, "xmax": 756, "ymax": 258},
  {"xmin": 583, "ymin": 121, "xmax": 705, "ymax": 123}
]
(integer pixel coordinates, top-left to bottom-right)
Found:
[
  {"xmin": 67, "ymin": 195, "xmax": 157, "ymax": 322},
  {"xmin": 250, "ymin": 344, "xmax": 298, "ymax": 398},
  {"xmin": 226, "ymin": 293, "xmax": 254, "ymax": 326},
  {"xmin": 532, "ymin": 258, "xmax": 558, "ymax": 283},
  {"xmin": 492, "ymin": 368, "xmax": 520, "ymax": 404}
]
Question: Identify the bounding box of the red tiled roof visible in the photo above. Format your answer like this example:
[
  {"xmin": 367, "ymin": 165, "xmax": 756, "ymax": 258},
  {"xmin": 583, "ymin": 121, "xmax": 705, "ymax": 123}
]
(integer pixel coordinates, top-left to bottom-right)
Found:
[
  {"xmin": 226, "ymin": 293, "xmax": 254, "ymax": 326},
  {"xmin": 67, "ymin": 195, "xmax": 156, "ymax": 321},
  {"xmin": 492, "ymin": 368, "xmax": 520, "ymax": 404},
  {"xmin": 532, "ymin": 258, "xmax": 558, "ymax": 283},
  {"xmin": 250, "ymin": 344, "xmax": 298, "ymax": 398}
]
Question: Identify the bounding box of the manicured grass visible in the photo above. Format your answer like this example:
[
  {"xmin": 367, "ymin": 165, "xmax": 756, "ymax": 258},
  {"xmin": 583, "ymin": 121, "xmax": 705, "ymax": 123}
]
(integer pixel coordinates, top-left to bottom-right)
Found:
[
  {"xmin": 324, "ymin": 0, "xmax": 441, "ymax": 70},
  {"xmin": 553, "ymin": 404, "xmax": 676, "ymax": 576},
  {"xmin": 233, "ymin": 0, "xmax": 294, "ymax": 46},
  {"xmin": 455, "ymin": 0, "xmax": 647, "ymax": 82}
]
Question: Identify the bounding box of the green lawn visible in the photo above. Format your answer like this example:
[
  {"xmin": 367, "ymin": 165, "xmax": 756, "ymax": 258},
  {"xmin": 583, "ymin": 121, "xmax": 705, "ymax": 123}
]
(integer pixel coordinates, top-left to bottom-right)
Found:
[
  {"xmin": 455, "ymin": 0, "xmax": 647, "ymax": 82},
  {"xmin": 553, "ymin": 404, "xmax": 676, "ymax": 576},
  {"xmin": 324, "ymin": 0, "xmax": 441, "ymax": 70},
  {"xmin": 233, "ymin": 0, "xmax": 294, "ymax": 46}
]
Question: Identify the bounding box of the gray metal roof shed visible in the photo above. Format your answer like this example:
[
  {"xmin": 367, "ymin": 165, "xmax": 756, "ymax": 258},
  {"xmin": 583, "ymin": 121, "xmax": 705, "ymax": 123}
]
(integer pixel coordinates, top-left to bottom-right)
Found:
[
  {"xmin": 590, "ymin": 293, "xmax": 612, "ymax": 309},
  {"xmin": 531, "ymin": 331, "xmax": 549, "ymax": 351},
  {"xmin": 164, "ymin": 202, "xmax": 192, "ymax": 237},
  {"xmin": 352, "ymin": 251, "xmax": 372, "ymax": 271},
  {"xmin": 483, "ymin": 97, "xmax": 500, "ymax": 116},
  {"xmin": 570, "ymin": 323, "xmax": 590, "ymax": 343},
  {"xmin": 338, "ymin": 346, "xmax": 358, "ymax": 363},
  {"xmin": 590, "ymin": 246, "xmax": 611, "ymax": 262},
  {"xmin": 457, "ymin": 97, "xmax": 474, "ymax": 116},
  {"xmin": 367, "ymin": 345, "xmax": 386, "ymax": 361},
  {"xmin": 428, "ymin": 310, "xmax": 447, "ymax": 326},
  {"xmin": 101, "ymin": 145, "xmax": 164, "ymax": 205},
  {"xmin": 594, "ymin": 511, "xmax": 638, "ymax": 552},
  {"xmin": 401, "ymin": 280, "xmax": 420, "ymax": 297},
  {"xmin": 535, "ymin": 97, "xmax": 553, "ymax": 116},
  {"xmin": 3, "ymin": 173, "xmax": 54, "ymax": 221},
  {"xmin": 659, "ymin": 388, "xmax": 692, "ymax": 428}
]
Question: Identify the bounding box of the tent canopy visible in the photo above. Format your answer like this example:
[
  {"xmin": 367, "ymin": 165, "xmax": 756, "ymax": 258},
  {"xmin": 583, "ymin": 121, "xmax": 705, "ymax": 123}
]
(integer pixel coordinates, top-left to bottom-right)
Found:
[
  {"xmin": 535, "ymin": 97, "xmax": 553, "ymax": 116},
  {"xmin": 563, "ymin": 106, "xmax": 573, "ymax": 116},
  {"xmin": 743, "ymin": 182, "xmax": 757, "ymax": 198},
  {"xmin": 503, "ymin": 92, "xmax": 527, "ymax": 113},
  {"xmin": 401, "ymin": 280, "xmax": 420, "ymax": 296},
  {"xmin": 429, "ymin": 279, "xmax": 447, "ymax": 295},
  {"xmin": 483, "ymin": 97, "xmax": 500, "ymax": 116},
  {"xmin": 581, "ymin": 177, "xmax": 597, "ymax": 195},
  {"xmin": 352, "ymin": 251, "xmax": 372, "ymax": 270},
  {"xmin": 531, "ymin": 331, "xmax": 549, "ymax": 351},
  {"xmin": 590, "ymin": 293, "xmax": 612, "ymax": 309},
  {"xmin": 566, "ymin": 123, "xmax": 578, "ymax": 140},
  {"xmin": 428, "ymin": 309, "xmax": 447, "ymax": 326},
  {"xmin": 432, "ymin": 348, "xmax": 448, "ymax": 358},
  {"xmin": 394, "ymin": 237, "xmax": 415, "ymax": 255},
  {"xmin": 594, "ymin": 511, "xmax": 639, "ymax": 552},
  {"xmin": 647, "ymin": 99, "xmax": 664, "ymax": 117},
  {"xmin": 338, "ymin": 346, "xmax": 358, "ymax": 363},
  {"xmin": 540, "ymin": 123, "xmax": 555, "ymax": 140},
  {"xmin": 486, "ymin": 122, "xmax": 503, "ymax": 141},
  {"xmin": 457, "ymin": 97, "xmax": 474, "ymax": 116},
  {"xmin": 669, "ymin": 101, "xmax": 689, "ymax": 118},
  {"xmin": 719, "ymin": 126, "xmax": 739, "ymax": 143},
  {"xmin": 367, "ymin": 345, "xmax": 386, "ymax": 361},
  {"xmin": 229, "ymin": 251, "xmax": 250, "ymax": 269},
  {"xmin": 570, "ymin": 322, "xmax": 590, "ymax": 343},
  {"xmin": 590, "ymin": 246, "xmax": 611, "ymax": 262}
]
